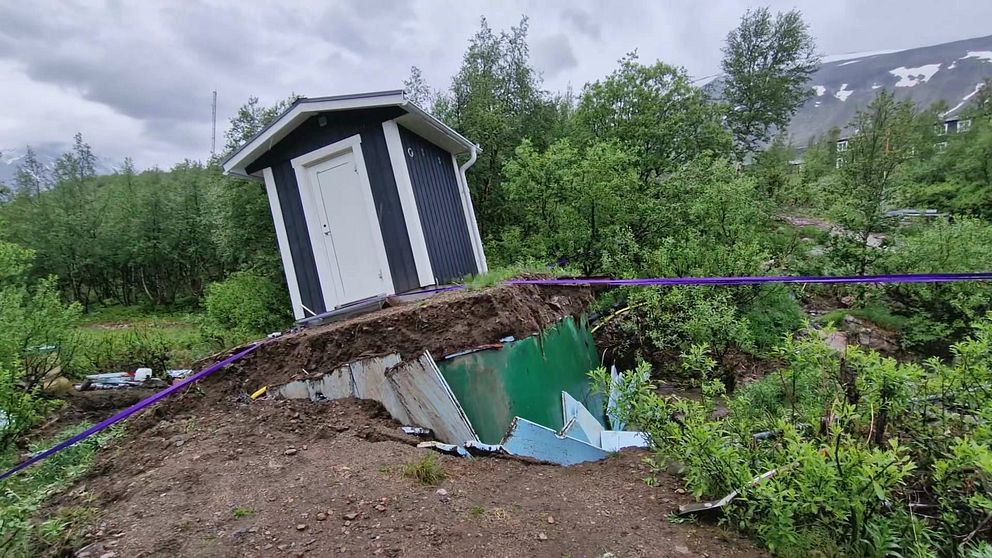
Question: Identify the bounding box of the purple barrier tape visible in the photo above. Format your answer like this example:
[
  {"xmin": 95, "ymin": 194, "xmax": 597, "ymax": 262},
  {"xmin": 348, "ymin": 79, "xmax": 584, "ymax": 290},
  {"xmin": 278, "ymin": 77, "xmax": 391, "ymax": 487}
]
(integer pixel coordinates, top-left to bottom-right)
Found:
[
  {"xmin": 0, "ymin": 342, "xmax": 262, "ymax": 483},
  {"xmin": 506, "ymin": 272, "xmax": 992, "ymax": 287}
]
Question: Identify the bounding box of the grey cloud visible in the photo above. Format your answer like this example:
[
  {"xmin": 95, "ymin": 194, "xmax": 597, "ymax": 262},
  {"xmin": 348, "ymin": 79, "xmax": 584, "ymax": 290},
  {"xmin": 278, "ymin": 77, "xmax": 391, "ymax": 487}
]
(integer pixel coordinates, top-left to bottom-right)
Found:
[
  {"xmin": 562, "ymin": 8, "xmax": 600, "ymax": 39},
  {"xmin": 533, "ymin": 34, "xmax": 579, "ymax": 79}
]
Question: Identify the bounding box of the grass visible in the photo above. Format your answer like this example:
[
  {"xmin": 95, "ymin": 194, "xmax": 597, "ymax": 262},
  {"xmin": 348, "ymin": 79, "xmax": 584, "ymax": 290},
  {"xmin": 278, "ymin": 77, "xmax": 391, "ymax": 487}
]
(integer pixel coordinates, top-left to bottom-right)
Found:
[
  {"xmin": 69, "ymin": 305, "xmax": 216, "ymax": 376},
  {"xmin": 819, "ymin": 304, "xmax": 909, "ymax": 332},
  {"xmin": 468, "ymin": 506, "xmax": 486, "ymax": 518},
  {"xmin": 0, "ymin": 423, "xmax": 122, "ymax": 556},
  {"xmin": 463, "ymin": 262, "xmax": 579, "ymax": 290},
  {"xmin": 402, "ymin": 453, "xmax": 446, "ymax": 486},
  {"xmin": 232, "ymin": 507, "xmax": 255, "ymax": 518}
]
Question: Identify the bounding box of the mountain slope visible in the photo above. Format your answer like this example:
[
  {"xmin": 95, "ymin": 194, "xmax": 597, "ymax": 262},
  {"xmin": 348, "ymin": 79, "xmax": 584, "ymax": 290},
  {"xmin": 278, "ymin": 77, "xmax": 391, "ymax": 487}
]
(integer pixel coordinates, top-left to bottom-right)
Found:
[
  {"xmin": 788, "ymin": 34, "xmax": 992, "ymax": 144},
  {"xmin": 0, "ymin": 146, "xmax": 118, "ymax": 185}
]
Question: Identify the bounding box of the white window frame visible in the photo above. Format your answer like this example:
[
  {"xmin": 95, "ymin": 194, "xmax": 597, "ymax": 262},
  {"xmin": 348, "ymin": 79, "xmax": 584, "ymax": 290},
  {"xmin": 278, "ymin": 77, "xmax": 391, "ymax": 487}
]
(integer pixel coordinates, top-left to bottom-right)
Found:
[
  {"xmin": 836, "ymin": 139, "xmax": 848, "ymax": 152},
  {"xmin": 836, "ymin": 156, "xmax": 844, "ymax": 169},
  {"xmin": 935, "ymin": 141, "xmax": 948, "ymax": 152},
  {"xmin": 291, "ymin": 134, "xmax": 395, "ymax": 310},
  {"xmin": 958, "ymin": 119, "xmax": 972, "ymax": 133}
]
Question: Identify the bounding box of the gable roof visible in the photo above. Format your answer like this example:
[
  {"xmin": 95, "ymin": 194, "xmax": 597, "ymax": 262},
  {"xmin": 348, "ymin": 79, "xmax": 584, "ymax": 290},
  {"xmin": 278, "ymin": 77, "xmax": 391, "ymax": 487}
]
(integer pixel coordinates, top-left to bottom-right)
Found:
[{"xmin": 222, "ymin": 89, "xmax": 478, "ymax": 178}]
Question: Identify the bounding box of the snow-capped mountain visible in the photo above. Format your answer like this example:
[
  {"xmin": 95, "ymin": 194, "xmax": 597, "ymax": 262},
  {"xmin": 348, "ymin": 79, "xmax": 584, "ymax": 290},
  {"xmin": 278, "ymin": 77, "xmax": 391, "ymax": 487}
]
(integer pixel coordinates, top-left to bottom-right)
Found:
[
  {"xmin": 0, "ymin": 146, "xmax": 118, "ymax": 186},
  {"xmin": 789, "ymin": 34, "xmax": 992, "ymax": 144}
]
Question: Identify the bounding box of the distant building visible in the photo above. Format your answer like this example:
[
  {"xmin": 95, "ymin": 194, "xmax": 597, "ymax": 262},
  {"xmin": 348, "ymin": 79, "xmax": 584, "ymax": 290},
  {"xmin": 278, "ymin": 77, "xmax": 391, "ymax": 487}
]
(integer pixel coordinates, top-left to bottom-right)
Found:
[{"xmin": 833, "ymin": 116, "xmax": 972, "ymax": 166}]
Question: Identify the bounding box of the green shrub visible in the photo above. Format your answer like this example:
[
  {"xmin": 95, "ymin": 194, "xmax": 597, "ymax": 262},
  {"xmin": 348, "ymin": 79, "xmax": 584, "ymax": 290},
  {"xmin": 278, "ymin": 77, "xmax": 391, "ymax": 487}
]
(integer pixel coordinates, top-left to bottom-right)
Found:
[
  {"xmin": 594, "ymin": 317, "xmax": 992, "ymax": 556},
  {"xmin": 201, "ymin": 270, "xmax": 291, "ymax": 343}
]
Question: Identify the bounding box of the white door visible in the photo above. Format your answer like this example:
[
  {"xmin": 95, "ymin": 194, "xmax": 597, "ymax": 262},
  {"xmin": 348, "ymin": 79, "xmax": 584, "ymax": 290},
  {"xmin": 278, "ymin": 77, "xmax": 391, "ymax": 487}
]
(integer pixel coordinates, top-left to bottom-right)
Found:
[{"xmin": 309, "ymin": 152, "xmax": 386, "ymax": 304}]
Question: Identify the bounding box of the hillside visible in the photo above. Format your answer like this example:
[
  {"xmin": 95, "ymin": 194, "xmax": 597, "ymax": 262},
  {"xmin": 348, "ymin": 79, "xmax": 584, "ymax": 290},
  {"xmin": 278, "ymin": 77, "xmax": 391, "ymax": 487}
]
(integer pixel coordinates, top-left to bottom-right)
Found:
[
  {"xmin": 791, "ymin": 34, "xmax": 992, "ymax": 144},
  {"xmin": 706, "ymin": 34, "xmax": 992, "ymax": 146},
  {"xmin": 0, "ymin": 146, "xmax": 117, "ymax": 185}
]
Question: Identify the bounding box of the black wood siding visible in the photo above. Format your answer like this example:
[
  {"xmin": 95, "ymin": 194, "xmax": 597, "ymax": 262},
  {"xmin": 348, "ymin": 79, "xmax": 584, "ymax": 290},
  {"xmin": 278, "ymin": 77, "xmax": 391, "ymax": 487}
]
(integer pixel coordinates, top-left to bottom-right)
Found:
[
  {"xmin": 399, "ymin": 126, "xmax": 478, "ymax": 283},
  {"xmin": 247, "ymin": 108, "xmax": 419, "ymax": 299},
  {"xmin": 271, "ymin": 162, "xmax": 325, "ymax": 315}
]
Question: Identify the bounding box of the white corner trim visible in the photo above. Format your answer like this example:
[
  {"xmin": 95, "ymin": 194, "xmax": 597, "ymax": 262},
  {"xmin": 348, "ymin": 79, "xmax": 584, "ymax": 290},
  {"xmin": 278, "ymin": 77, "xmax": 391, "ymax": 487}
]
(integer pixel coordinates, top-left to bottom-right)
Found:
[
  {"xmin": 383, "ymin": 120, "xmax": 434, "ymax": 287},
  {"xmin": 291, "ymin": 135, "xmax": 396, "ymax": 309},
  {"xmin": 262, "ymin": 167, "xmax": 306, "ymax": 320},
  {"xmin": 450, "ymin": 154, "xmax": 488, "ymax": 273}
]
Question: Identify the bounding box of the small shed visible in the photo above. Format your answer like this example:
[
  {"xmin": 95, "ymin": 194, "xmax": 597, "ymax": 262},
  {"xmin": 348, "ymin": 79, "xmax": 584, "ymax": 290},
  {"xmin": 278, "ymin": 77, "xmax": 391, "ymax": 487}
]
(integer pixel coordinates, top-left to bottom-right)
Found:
[{"xmin": 223, "ymin": 90, "xmax": 487, "ymax": 320}]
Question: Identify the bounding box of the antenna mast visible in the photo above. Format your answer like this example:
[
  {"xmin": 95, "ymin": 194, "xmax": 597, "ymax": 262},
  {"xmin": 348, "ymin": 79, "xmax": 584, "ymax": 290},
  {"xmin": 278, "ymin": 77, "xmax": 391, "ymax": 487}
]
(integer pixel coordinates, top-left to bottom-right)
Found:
[{"xmin": 211, "ymin": 90, "xmax": 217, "ymax": 157}]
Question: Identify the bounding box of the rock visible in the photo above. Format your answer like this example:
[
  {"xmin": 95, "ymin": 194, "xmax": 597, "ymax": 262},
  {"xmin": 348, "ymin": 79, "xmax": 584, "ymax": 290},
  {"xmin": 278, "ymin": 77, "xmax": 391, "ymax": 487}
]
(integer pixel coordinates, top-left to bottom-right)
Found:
[
  {"xmin": 674, "ymin": 488, "xmax": 686, "ymax": 495},
  {"xmin": 537, "ymin": 532, "xmax": 548, "ymax": 541},
  {"xmin": 284, "ymin": 448, "xmax": 298, "ymax": 456},
  {"xmin": 98, "ymin": 553, "xmax": 117, "ymax": 558},
  {"xmin": 374, "ymin": 504, "xmax": 386, "ymax": 512},
  {"xmin": 76, "ymin": 542, "xmax": 106, "ymax": 558},
  {"xmin": 435, "ymin": 488, "xmax": 449, "ymax": 502},
  {"xmin": 296, "ymin": 524, "xmax": 307, "ymax": 531},
  {"xmin": 343, "ymin": 512, "xmax": 359, "ymax": 521},
  {"xmin": 547, "ymin": 515, "xmax": 555, "ymax": 524},
  {"xmin": 316, "ymin": 512, "xmax": 327, "ymax": 521},
  {"xmin": 277, "ymin": 544, "xmax": 289, "ymax": 551},
  {"xmin": 675, "ymin": 545, "xmax": 691, "ymax": 555},
  {"xmin": 840, "ymin": 295, "xmax": 855, "ymax": 307}
]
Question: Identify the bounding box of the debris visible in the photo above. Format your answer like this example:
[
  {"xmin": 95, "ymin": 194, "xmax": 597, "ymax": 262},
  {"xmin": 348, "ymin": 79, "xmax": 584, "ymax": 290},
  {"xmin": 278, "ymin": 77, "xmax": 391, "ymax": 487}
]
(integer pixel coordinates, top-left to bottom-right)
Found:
[
  {"xmin": 442, "ymin": 343, "xmax": 505, "ymax": 360},
  {"xmin": 386, "ymin": 352, "xmax": 479, "ymax": 445},
  {"xmin": 606, "ymin": 365, "xmax": 626, "ymax": 431},
  {"xmin": 678, "ymin": 462, "xmax": 798, "ymax": 515},
  {"xmin": 166, "ymin": 368, "xmax": 193, "ymax": 380},
  {"xmin": 352, "ymin": 354, "xmax": 408, "ymax": 423},
  {"xmin": 599, "ymin": 431, "xmax": 649, "ymax": 452},
  {"xmin": 501, "ymin": 417, "xmax": 609, "ymax": 466},
  {"xmin": 547, "ymin": 515, "xmax": 555, "ymax": 524},
  {"xmin": 464, "ymin": 440, "xmax": 505, "ymax": 456},
  {"xmin": 343, "ymin": 512, "xmax": 359, "ymax": 521},
  {"xmin": 296, "ymin": 524, "xmax": 307, "ymax": 531},
  {"xmin": 400, "ymin": 426, "xmax": 431, "ymax": 437},
  {"xmin": 316, "ymin": 512, "xmax": 327, "ymax": 521},
  {"xmin": 537, "ymin": 532, "xmax": 548, "ymax": 541},
  {"xmin": 250, "ymin": 386, "xmax": 268, "ymax": 400},
  {"xmin": 284, "ymin": 448, "xmax": 298, "ymax": 456},
  {"xmin": 267, "ymin": 331, "xmax": 283, "ymax": 339},
  {"xmin": 560, "ymin": 391, "xmax": 605, "ymax": 445},
  {"xmin": 134, "ymin": 368, "xmax": 153, "ymax": 381},
  {"xmin": 417, "ymin": 441, "xmax": 469, "ymax": 457}
]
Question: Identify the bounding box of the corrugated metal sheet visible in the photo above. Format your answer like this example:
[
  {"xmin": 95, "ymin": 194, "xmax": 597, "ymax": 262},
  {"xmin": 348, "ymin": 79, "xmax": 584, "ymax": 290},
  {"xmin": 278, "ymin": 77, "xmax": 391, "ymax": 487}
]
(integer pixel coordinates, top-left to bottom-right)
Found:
[
  {"xmin": 386, "ymin": 352, "xmax": 478, "ymax": 445},
  {"xmin": 501, "ymin": 417, "xmax": 609, "ymax": 466},
  {"xmin": 438, "ymin": 316, "xmax": 606, "ymax": 444},
  {"xmin": 560, "ymin": 392, "xmax": 605, "ymax": 445},
  {"xmin": 248, "ymin": 108, "xmax": 419, "ymax": 296},
  {"xmin": 398, "ymin": 126, "xmax": 477, "ymax": 284}
]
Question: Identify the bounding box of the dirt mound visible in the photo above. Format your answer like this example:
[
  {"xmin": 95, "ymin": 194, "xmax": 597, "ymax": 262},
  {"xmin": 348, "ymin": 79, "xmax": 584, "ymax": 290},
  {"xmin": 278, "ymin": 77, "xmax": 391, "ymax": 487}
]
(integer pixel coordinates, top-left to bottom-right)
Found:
[{"xmin": 64, "ymin": 397, "xmax": 763, "ymax": 557}]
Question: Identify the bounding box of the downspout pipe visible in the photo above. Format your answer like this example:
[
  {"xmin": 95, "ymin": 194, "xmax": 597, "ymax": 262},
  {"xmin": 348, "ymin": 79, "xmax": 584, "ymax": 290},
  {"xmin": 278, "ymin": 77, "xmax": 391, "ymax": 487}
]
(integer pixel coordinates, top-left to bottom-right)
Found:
[{"xmin": 459, "ymin": 145, "xmax": 488, "ymax": 273}]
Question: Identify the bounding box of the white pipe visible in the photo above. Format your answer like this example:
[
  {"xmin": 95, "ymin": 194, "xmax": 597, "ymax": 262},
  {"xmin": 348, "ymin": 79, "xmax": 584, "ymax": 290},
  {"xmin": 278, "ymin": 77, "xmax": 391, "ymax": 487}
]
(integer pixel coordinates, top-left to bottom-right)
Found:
[{"xmin": 458, "ymin": 145, "xmax": 488, "ymax": 273}]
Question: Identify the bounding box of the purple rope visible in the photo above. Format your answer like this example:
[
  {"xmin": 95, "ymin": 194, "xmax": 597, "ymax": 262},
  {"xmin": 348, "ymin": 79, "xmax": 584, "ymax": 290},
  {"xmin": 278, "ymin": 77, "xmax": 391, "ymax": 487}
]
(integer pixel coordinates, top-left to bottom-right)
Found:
[
  {"xmin": 506, "ymin": 272, "xmax": 992, "ymax": 287},
  {"xmin": 0, "ymin": 342, "xmax": 262, "ymax": 483}
]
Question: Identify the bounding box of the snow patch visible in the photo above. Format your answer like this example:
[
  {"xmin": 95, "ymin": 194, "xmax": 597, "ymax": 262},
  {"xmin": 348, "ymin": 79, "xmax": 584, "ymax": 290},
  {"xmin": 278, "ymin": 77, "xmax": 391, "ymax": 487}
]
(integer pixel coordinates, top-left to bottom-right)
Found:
[
  {"xmin": 814, "ymin": 101, "xmax": 822, "ymax": 108},
  {"xmin": 889, "ymin": 64, "xmax": 941, "ymax": 87},
  {"xmin": 838, "ymin": 59, "xmax": 861, "ymax": 66},
  {"xmin": 871, "ymin": 82, "xmax": 882, "ymax": 90},
  {"xmin": 812, "ymin": 85, "xmax": 826, "ymax": 96},
  {"xmin": 834, "ymin": 83, "xmax": 853, "ymax": 102},
  {"xmin": 944, "ymin": 82, "xmax": 987, "ymax": 116},
  {"xmin": 948, "ymin": 61, "xmax": 957, "ymax": 70},
  {"xmin": 960, "ymin": 51, "xmax": 992, "ymax": 63}
]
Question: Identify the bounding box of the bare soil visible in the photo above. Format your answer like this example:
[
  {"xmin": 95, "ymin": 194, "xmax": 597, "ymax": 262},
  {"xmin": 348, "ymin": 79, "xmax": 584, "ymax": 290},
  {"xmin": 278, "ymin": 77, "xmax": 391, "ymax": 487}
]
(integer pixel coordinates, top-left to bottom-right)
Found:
[
  {"xmin": 42, "ymin": 284, "xmax": 765, "ymax": 557},
  {"xmin": 64, "ymin": 397, "xmax": 763, "ymax": 558}
]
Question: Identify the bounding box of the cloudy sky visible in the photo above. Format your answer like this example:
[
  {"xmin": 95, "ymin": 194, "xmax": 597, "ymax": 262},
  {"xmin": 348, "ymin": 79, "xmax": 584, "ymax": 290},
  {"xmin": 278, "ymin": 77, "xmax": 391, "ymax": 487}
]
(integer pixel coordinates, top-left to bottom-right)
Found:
[{"xmin": 2, "ymin": 0, "xmax": 991, "ymax": 169}]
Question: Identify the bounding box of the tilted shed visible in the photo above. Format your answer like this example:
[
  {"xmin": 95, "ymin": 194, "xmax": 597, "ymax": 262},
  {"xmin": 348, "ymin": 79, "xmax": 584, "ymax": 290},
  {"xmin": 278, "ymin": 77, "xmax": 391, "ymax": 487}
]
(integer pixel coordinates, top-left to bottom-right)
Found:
[{"xmin": 223, "ymin": 90, "xmax": 487, "ymax": 320}]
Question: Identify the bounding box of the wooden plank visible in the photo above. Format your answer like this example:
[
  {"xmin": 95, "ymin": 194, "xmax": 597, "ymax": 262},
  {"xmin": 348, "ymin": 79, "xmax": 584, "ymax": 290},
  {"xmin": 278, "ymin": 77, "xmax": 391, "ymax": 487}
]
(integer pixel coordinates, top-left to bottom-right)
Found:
[
  {"xmin": 351, "ymin": 354, "xmax": 408, "ymax": 423},
  {"xmin": 386, "ymin": 352, "xmax": 478, "ymax": 445}
]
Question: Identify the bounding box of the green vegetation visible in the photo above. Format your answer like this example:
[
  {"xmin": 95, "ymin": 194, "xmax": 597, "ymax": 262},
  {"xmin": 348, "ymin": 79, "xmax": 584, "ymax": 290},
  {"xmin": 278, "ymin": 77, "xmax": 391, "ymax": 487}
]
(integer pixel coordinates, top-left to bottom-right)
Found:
[
  {"xmin": 595, "ymin": 318, "xmax": 992, "ymax": 556},
  {"xmin": 0, "ymin": 424, "xmax": 121, "ymax": 557},
  {"xmin": 403, "ymin": 453, "xmax": 446, "ymax": 486},
  {"xmin": 232, "ymin": 507, "xmax": 255, "ymax": 518},
  {"xmin": 0, "ymin": 5, "xmax": 991, "ymax": 556}
]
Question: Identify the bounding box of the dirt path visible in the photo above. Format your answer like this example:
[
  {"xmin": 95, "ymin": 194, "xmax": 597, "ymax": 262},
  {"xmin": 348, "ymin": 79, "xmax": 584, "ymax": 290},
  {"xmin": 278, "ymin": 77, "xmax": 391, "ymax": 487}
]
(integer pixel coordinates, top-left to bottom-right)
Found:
[
  {"xmin": 783, "ymin": 214, "xmax": 885, "ymax": 248},
  {"xmin": 68, "ymin": 398, "xmax": 763, "ymax": 558}
]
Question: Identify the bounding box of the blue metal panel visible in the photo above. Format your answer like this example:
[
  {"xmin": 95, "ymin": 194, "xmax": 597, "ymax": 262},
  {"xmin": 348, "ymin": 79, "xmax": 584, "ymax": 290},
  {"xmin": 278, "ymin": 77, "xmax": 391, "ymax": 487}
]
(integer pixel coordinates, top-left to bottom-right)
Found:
[
  {"xmin": 501, "ymin": 417, "xmax": 609, "ymax": 466},
  {"xmin": 398, "ymin": 126, "xmax": 478, "ymax": 284}
]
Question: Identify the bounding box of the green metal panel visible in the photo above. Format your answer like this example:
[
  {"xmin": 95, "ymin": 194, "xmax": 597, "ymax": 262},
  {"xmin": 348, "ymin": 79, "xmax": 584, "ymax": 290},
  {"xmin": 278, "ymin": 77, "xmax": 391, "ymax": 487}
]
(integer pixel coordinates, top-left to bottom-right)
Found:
[{"xmin": 438, "ymin": 316, "xmax": 607, "ymax": 444}]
